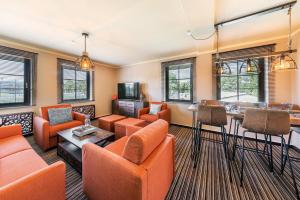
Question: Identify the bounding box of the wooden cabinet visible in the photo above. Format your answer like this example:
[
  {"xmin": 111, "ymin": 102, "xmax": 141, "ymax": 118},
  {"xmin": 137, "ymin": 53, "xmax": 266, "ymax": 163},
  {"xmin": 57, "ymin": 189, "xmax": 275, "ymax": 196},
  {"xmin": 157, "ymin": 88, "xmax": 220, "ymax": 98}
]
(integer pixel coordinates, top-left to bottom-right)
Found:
[{"xmin": 112, "ymin": 100, "xmax": 148, "ymax": 117}]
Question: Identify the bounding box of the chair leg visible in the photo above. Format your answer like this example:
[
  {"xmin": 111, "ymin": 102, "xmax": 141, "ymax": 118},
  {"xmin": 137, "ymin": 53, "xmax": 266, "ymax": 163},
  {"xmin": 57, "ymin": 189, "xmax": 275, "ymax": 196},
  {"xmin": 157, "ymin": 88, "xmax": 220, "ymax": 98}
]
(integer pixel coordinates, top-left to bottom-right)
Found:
[
  {"xmin": 222, "ymin": 126, "xmax": 232, "ymax": 182},
  {"xmin": 193, "ymin": 122, "xmax": 202, "ymax": 168},
  {"xmin": 280, "ymin": 135, "xmax": 284, "ymax": 174},
  {"xmin": 255, "ymin": 133, "xmax": 258, "ymax": 155},
  {"xmin": 240, "ymin": 130, "xmax": 246, "ymax": 186},
  {"xmin": 263, "ymin": 134, "xmax": 268, "ymax": 155},
  {"xmin": 232, "ymin": 121, "xmax": 239, "ymax": 160},
  {"xmin": 282, "ymin": 130, "xmax": 293, "ymax": 174},
  {"xmin": 229, "ymin": 118, "xmax": 233, "ymax": 134},
  {"xmin": 191, "ymin": 121, "xmax": 197, "ymax": 160},
  {"xmin": 283, "ymin": 137, "xmax": 300, "ymax": 200},
  {"xmin": 268, "ymin": 135, "xmax": 274, "ymax": 173}
]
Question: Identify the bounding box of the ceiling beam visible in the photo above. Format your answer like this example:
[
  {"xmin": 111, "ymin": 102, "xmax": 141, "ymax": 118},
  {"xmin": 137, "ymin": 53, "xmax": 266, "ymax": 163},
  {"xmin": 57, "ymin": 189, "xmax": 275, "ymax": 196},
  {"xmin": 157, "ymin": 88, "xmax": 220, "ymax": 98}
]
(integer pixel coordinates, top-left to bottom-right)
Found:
[{"xmin": 214, "ymin": 0, "xmax": 297, "ymax": 28}]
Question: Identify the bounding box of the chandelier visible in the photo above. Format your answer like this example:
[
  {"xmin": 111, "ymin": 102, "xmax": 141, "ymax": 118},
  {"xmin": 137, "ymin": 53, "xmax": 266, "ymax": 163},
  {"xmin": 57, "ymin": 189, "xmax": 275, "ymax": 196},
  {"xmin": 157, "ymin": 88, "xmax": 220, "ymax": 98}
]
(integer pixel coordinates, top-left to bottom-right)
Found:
[
  {"xmin": 239, "ymin": 59, "xmax": 260, "ymax": 74},
  {"xmin": 75, "ymin": 33, "xmax": 94, "ymax": 71},
  {"xmin": 270, "ymin": 5, "xmax": 297, "ymax": 72}
]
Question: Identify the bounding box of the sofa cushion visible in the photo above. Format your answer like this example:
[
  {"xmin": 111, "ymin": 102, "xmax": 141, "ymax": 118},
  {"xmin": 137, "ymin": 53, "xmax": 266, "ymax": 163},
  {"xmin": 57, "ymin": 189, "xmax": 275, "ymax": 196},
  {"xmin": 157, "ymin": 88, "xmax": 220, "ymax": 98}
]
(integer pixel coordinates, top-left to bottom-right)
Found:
[
  {"xmin": 0, "ymin": 149, "xmax": 47, "ymax": 187},
  {"xmin": 122, "ymin": 119, "xmax": 168, "ymax": 164},
  {"xmin": 40, "ymin": 104, "xmax": 71, "ymax": 121},
  {"xmin": 49, "ymin": 120, "xmax": 82, "ymax": 137},
  {"xmin": 0, "ymin": 135, "xmax": 32, "ymax": 159},
  {"xmin": 105, "ymin": 136, "xmax": 128, "ymax": 156},
  {"xmin": 48, "ymin": 107, "xmax": 73, "ymax": 125},
  {"xmin": 140, "ymin": 114, "xmax": 159, "ymax": 123},
  {"xmin": 149, "ymin": 104, "xmax": 162, "ymax": 115}
]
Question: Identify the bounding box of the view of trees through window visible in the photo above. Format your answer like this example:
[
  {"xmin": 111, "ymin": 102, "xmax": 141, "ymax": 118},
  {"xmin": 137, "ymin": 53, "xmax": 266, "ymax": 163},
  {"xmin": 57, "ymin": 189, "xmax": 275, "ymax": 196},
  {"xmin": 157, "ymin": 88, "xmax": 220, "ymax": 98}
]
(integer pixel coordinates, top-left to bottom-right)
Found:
[
  {"xmin": 63, "ymin": 68, "xmax": 89, "ymax": 101},
  {"xmin": 167, "ymin": 63, "xmax": 192, "ymax": 102},
  {"xmin": 0, "ymin": 58, "xmax": 27, "ymax": 105},
  {"xmin": 219, "ymin": 60, "xmax": 261, "ymax": 102}
]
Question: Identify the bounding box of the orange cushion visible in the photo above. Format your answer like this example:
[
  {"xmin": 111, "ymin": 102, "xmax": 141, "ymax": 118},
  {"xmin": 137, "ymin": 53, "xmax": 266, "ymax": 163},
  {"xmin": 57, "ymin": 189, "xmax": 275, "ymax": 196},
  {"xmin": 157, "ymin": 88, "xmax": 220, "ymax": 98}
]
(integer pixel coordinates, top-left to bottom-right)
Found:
[
  {"xmin": 105, "ymin": 136, "xmax": 128, "ymax": 156},
  {"xmin": 122, "ymin": 119, "xmax": 168, "ymax": 164},
  {"xmin": 49, "ymin": 120, "xmax": 82, "ymax": 137},
  {"xmin": 40, "ymin": 104, "xmax": 71, "ymax": 121},
  {"xmin": 0, "ymin": 149, "xmax": 48, "ymax": 187},
  {"xmin": 99, "ymin": 115, "xmax": 126, "ymax": 122},
  {"xmin": 0, "ymin": 135, "xmax": 32, "ymax": 159},
  {"xmin": 140, "ymin": 114, "xmax": 159, "ymax": 123}
]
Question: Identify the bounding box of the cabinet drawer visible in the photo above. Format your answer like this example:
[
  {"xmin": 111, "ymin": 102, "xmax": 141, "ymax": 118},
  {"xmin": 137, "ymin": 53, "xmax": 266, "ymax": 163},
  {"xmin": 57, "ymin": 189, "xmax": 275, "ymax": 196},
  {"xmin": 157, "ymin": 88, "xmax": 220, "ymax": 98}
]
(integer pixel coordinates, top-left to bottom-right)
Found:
[
  {"xmin": 119, "ymin": 101, "xmax": 126, "ymax": 106},
  {"xmin": 126, "ymin": 102, "xmax": 134, "ymax": 107}
]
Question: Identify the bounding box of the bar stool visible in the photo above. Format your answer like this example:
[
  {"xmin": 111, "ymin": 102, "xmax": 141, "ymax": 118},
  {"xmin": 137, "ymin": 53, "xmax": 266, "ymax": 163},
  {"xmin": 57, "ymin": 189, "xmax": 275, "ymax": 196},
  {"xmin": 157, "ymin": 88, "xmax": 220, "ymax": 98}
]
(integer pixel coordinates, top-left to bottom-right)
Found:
[
  {"xmin": 193, "ymin": 105, "xmax": 232, "ymax": 181},
  {"xmin": 236, "ymin": 109, "xmax": 298, "ymax": 199}
]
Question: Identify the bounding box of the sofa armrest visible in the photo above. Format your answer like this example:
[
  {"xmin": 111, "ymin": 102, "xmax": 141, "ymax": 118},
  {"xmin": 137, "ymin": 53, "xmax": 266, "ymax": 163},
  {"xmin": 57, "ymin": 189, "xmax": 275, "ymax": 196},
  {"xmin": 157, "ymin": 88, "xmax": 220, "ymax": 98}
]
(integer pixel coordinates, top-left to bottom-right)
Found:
[
  {"xmin": 73, "ymin": 112, "xmax": 86, "ymax": 124},
  {"xmin": 158, "ymin": 109, "xmax": 171, "ymax": 123},
  {"xmin": 82, "ymin": 143, "xmax": 147, "ymax": 200},
  {"xmin": 138, "ymin": 107, "xmax": 150, "ymax": 119},
  {"xmin": 126, "ymin": 125, "xmax": 143, "ymax": 136},
  {"xmin": 0, "ymin": 124, "xmax": 22, "ymax": 139},
  {"xmin": 0, "ymin": 161, "xmax": 66, "ymax": 200},
  {"xmin": 33, "ymin": 116, "xmax": 50, "ymax": 151}
]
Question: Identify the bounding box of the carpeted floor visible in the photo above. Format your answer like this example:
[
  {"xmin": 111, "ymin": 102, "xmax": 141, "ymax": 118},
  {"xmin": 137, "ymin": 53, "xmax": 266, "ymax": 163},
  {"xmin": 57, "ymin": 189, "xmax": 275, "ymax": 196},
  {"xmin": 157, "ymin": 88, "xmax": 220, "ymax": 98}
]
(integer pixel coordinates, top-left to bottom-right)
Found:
[{"xmin": 27, "ymin": 125, "xmax": 300, "ymax": 200}]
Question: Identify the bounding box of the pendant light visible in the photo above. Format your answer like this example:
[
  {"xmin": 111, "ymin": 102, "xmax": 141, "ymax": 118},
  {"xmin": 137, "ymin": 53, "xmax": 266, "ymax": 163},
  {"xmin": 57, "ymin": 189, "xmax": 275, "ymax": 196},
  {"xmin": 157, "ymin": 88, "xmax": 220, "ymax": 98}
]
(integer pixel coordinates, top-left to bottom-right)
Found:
[
  {"xmin": 239, "ymin": 58, "xmax": 260, "ymax": 74},
  {"xmin": 270, "ymin": 6, "xmax": 297, "ymax": 72},
  {"xmin": 215, "ymin": 27, "xmax": 231, "ymax": 75},
  {"xmin": 75, "ymin": 33, "xmax": 94, "ymax": 71}
]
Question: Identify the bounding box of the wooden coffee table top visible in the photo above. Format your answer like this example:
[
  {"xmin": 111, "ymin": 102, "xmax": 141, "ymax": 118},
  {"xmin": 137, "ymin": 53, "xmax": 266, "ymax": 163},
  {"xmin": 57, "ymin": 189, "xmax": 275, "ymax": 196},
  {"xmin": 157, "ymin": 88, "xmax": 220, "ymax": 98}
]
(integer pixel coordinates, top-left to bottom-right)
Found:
[{"xmin": 58, "ymin": 126, "xmax": 114, "ymax": 149}]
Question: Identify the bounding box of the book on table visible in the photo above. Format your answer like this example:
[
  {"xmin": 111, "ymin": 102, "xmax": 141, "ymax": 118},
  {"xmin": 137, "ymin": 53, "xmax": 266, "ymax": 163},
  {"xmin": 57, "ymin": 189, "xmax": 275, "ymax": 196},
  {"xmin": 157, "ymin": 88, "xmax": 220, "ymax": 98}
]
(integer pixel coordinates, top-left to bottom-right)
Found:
[{"xmin": 72, "ymin": 125, "xmax": 98, "ymax": 137}]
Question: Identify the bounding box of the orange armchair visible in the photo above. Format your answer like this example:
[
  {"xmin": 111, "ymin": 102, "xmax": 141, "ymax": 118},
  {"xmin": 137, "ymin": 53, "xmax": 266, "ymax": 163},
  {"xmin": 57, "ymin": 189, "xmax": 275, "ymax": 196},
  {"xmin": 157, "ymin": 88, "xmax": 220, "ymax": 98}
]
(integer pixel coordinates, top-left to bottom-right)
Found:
[
  {"xmin": 82, "ymin": 120, "xmax": 175, "ymax": 200},
  {"xmin": 0, "ymin": 125, "xmax": 66, "ymax": 200},
  {"xmin": 34, "ymin": 104, "xmax": 85, "ymax": 151},
  {"xmin": 138, "ymin": 102, "xmax": 171, "ymax": 123}
]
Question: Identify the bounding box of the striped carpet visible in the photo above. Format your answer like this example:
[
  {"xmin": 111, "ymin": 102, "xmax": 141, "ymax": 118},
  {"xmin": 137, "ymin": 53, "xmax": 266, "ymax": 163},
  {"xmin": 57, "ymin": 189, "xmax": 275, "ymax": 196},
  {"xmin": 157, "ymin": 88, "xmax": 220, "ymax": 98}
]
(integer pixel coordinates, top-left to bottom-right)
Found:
[{"xmin": 27, "ymin": 125, "xmax": 300, "ymax": 200}]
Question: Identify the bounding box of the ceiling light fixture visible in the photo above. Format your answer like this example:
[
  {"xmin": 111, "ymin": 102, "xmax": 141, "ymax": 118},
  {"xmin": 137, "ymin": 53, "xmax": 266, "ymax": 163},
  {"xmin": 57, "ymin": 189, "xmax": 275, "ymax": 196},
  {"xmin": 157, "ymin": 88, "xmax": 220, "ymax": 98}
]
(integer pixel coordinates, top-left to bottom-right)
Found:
[
  {"xmin": 270, "ymin": 5, "xmax": 297, "ymax": 72},
  {"xmin": 239, "ymin": 58, "xmax": 260, "ymax": 74},
  {"xmin": 75, "ymin": 32, "xmax": 94, "ymax": 71},
  {"xmin": 215, "ymin": 27, "xmax": 231, "ymax": 75}
]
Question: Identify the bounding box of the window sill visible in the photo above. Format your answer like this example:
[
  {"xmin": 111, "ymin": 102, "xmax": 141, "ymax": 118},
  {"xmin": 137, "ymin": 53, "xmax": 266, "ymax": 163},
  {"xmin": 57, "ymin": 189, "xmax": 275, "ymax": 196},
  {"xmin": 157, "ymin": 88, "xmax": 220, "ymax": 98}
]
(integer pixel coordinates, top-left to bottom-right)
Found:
[
  {"xmin": 59, "ymin": 99, "xmax": 95, "ymax": 104},
  {"xmin": 165, "ymin": 101, "xmax": 193, "ymax": 105},
  {"xmin": 0, "ymin": 105, "xmax": 35, "ymax": 111}
]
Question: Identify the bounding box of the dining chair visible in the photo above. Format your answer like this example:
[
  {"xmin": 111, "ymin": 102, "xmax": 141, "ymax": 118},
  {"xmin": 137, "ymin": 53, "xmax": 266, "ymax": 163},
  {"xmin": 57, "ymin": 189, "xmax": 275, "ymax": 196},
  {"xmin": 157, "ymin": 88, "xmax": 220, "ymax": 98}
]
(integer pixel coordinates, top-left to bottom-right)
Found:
[
  {"xmin": 235, "ymin": 108, "xmax": 298, "ymax": 199},
  {"xmin": 193, "ymin": 105, "xmax": 232, "ymax": 182}
]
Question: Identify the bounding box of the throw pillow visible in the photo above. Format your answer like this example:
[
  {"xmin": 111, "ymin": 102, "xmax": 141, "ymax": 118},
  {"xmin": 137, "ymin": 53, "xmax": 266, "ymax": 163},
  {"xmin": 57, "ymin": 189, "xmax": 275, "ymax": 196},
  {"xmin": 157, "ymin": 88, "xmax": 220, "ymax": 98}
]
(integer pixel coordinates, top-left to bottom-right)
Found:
[
  {"xmin": 48, "ymin": 107, "xmax": 73, "ymax": 125},
  {"xmin": 149, "ymin": 104, "xmax": 162, "ymax": 115}
]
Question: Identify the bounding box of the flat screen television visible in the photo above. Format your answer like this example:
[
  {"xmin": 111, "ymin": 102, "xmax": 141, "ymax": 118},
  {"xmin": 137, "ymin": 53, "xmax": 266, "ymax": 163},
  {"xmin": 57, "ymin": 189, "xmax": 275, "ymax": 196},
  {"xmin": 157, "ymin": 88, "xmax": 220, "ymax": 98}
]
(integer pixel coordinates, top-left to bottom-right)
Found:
[{"xmin": 118, "ymin": 82, "xmax": 140, "ymax": 100}]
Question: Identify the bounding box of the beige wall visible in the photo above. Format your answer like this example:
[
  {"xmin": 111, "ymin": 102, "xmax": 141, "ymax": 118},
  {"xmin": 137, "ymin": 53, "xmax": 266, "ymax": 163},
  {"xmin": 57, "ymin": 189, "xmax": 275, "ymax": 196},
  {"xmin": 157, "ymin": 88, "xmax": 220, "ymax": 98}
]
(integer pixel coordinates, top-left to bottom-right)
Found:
[
  {"xmin": 118, "ymin": 36, "xmax": 300, "ymax": 147},
  {"xmin": 0, "ymin": 39, "xmax": 118, "ymax": 117},
  {"xmin": 118, "ymin": 37, "xmax": 293, "ymax": 126}
]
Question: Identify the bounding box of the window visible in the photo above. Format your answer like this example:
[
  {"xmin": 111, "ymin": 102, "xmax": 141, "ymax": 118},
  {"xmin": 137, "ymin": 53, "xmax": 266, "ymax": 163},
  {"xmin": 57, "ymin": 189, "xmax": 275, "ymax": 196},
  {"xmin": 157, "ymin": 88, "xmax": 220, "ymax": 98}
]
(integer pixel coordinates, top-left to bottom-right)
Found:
[
  {"xmin": 217, "ymin": 58, "xmax": 265, "ymax": 103},
  {"xmin": 0, "ymin": 46, "xmax": 36, "ymax": 108},
  {"xmin": 58, "ymin": 59, "xmax": 91, "ymax": 102},
  {"xmin": 163, "ymin": 58, "xmax": 195, "ymax": 102}
]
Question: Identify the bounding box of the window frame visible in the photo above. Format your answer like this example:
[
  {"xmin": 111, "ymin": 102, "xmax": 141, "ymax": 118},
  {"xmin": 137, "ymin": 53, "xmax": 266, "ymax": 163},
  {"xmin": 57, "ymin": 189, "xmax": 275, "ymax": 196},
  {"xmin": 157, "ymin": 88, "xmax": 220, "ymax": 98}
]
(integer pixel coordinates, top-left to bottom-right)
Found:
[
  {"xmin": 216, "ymin": 58, "xmax": 265, "ymax": 103},
  {"xmin": 164, "ymin": 58, "xmax": 195, "ymax": 103},
  {"xmin": 0, "ymin": 55, "xmax": 32, "ymax": 108},
  {"xmin": 58, "ymin": 59, "xmax": 91, "ymax": 103}
]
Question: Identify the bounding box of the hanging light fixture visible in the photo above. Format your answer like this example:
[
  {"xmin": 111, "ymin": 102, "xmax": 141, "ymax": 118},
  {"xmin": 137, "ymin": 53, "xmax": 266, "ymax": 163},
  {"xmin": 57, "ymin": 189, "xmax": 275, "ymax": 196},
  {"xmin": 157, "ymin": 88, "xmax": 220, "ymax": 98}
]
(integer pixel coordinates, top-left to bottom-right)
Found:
[
  {"xmin": 239, "ymin": 58, "xmax": 260, "ymax": 74},
  {"xmin": 215, "ymin": 27, "xmax": 231, "ymax": 75},
  {"xmin": 75, "ymin": 32, "xmax": 94, "ymax": 71},
  {"xmin": 270, "ymin": 5, "xmax": 297, "ymax": 72}
]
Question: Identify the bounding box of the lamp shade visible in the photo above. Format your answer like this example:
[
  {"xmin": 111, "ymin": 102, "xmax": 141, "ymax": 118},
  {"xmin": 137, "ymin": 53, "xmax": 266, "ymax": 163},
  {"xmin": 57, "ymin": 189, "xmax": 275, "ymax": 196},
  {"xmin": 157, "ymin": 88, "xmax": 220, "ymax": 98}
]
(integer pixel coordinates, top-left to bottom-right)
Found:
[{"xmin": 76, "ymin": 51, "xmax": 94, "ymax": 71}]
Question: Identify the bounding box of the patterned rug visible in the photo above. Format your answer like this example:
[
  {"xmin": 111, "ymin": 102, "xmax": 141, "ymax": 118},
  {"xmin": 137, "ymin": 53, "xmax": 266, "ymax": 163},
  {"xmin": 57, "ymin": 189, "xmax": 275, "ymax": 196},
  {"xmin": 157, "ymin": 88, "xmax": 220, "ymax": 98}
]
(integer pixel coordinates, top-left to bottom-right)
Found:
[{"xmin": 27, "ymin": 125, "xmax": 300, "ymax": 200}]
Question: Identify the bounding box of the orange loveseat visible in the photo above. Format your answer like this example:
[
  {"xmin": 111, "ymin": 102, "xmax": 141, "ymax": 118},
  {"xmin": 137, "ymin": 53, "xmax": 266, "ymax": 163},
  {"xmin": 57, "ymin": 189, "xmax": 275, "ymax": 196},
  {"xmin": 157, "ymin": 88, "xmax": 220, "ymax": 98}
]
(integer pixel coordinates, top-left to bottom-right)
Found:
[
  {"xmin": 0, "ymin": 125, "xmax": 66, "ymax": 200},
  {"xmin": 34, "ymin": 104, "xmax": 85, "ymax": 151},
  {"xmin": 82, "ymin": 119, "xmax": 175, "ymax": 200},
  {"xmin": 138, "ymin": 102, "xmax": 171, "ymax": 123}
]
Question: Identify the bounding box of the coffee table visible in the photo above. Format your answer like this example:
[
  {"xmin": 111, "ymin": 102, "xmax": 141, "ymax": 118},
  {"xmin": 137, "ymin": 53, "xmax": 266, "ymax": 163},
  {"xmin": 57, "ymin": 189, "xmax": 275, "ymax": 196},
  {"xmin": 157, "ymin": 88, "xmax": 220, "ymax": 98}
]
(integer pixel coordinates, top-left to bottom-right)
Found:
[{"xmin": 57, "ymin": 125, "xmax": 115, "ymax": 173}]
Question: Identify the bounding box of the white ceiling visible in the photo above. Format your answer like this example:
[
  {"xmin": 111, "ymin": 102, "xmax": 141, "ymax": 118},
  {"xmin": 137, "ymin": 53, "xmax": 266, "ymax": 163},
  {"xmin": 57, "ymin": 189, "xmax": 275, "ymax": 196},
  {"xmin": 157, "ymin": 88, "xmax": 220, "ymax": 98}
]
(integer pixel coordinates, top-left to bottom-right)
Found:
[{"xmin": 0, "ymin": 0, "xmax": 299, "ymax": 66}]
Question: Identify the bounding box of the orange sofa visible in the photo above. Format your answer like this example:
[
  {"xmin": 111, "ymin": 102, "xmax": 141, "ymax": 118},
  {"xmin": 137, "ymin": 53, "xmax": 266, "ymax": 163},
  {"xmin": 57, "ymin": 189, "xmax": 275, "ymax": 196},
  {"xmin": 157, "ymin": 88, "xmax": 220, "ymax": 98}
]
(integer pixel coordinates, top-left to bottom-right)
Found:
[
  {"xmin": 0, "ymin": 125, "xmax": 66, "ymax": 200},
  {"xmin": 138, "ymin": 102, "xmax": 171, "ymax": 123},
  {"xmin": 34, "ymin": 104, "xmax": 85, "ymax": 151},
  {"xmin": 82, "ymin": 119, "xmax": 175, "ymax": 200}
]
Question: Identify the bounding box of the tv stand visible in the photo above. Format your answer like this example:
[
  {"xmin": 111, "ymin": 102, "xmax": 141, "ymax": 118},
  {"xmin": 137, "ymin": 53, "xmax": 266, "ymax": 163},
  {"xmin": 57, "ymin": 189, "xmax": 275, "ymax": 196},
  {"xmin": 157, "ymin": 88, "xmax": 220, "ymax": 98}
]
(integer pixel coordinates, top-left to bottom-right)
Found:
[{"xmin": 112, "ymin": 99, "xmax": 149, "ymax": 118}]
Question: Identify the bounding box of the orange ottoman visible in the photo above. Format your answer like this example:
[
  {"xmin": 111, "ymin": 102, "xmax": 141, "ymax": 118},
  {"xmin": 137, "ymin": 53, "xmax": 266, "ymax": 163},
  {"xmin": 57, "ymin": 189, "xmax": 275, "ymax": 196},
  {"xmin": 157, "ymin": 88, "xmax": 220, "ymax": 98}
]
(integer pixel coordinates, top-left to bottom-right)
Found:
[
  {"xmin": 114, "ymin": 118, "xmax": 145, "ymax": 139},
  {"xmin": 98, "ymin": 115, "xmax": 126, "ymax": 132}
]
